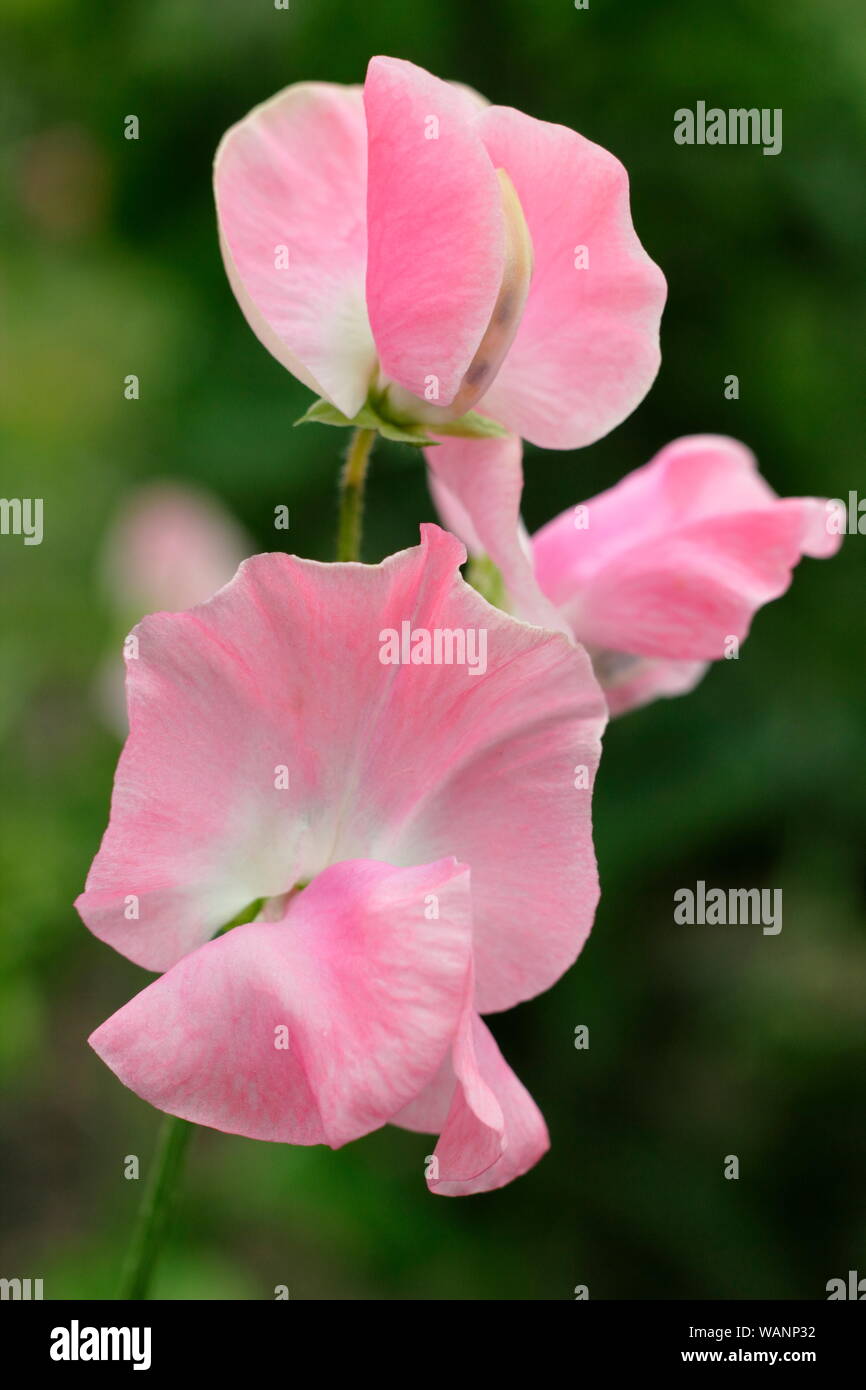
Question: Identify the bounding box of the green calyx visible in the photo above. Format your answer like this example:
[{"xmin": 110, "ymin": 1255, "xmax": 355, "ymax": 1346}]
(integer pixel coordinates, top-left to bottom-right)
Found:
[{"xmin": 294, "ymin": 391, "xmax": 510, "ymax": 448}]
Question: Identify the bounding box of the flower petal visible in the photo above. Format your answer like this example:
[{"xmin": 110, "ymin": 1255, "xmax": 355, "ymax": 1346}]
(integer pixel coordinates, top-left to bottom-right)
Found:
[
  {"xmin": 590, "ymin": 653, "xmax": 709, "ymax": 719},
  {"xmin": 89, "ymin": 858, "xmax": 472, "ymax": 1146},
  {"xmin": 474, "ymin": 104, "xmax": 666, "ymax": 449},
  {"xmin": 431, "ymin": 1013, "xmax": 549, "ymax": 1196},
  {"xmin": 214, "ymin": 82, "xmax": 376, "ymax": 417},
  {"xmin": 364, "ymin": 57, "xmax": 506, "ymax": 407},
  {"xmin": 77, "ymin": 525, "xmax": 604, "ymax": 1011},
  {"xmin": 426, "ymin": 433, "xmax": 567, "ymax": 631},
  {"xmin": 799, "ymin": 497, "xmax": 846, "ymax": 559},
  {"xmin": 533, "ymin": 436, "xmax": 843, "ymax": 661},
  {"xmin": 398, "ymin": 1004, "xmax": 549, "ymax": 1197}
]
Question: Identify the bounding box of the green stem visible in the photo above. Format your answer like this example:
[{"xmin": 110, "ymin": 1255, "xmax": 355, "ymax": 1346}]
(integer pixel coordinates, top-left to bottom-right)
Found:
[
  {"xmin": 336, "ymin": 427, "xmax": 376, "ymax": 562},
  {"xmin": 118, "ymin": 1113, "xmax": 194, "ymax": 1300}
]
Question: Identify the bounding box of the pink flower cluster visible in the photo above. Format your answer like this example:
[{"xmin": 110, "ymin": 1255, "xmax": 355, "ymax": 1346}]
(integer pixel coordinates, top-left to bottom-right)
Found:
[{"xmin": 78, "ymin": 58, "xmax": 840, "ymax": 1194}]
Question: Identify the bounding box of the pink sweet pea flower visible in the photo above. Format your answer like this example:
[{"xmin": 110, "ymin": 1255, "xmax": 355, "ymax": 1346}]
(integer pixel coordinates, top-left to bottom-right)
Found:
[
  {"xmin": 214, "ymin": 55, "xmax": 665, "ymax": 451},
  {"xmin": 102, "ymin": 481, "xmax": 250, "ymax": 617},
  {"xmin": 429, "ymin": 435, "xmax": 842, "ymax": 716},
  {"xmin": 95, "ymin": 482, "xmax": 251, "ymax": 735},
  {"xmin": 77, "ymin": 526, "xmax": 606, "ymax": 1194}
]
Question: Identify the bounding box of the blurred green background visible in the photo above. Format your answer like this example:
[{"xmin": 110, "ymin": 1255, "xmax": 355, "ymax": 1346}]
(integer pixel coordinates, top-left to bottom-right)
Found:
[{"xmin": 1, "ymin": 0, "xmax": 864, "ymax": 1300}]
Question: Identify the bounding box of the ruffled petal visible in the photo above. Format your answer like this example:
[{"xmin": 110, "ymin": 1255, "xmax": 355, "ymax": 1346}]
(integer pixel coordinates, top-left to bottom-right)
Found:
[
  {"xmin": 533, "ymin": 437, "xmax": 843, "ymax": 661},
  {"xmin": 89, "ymin": 859, "xmax": 472, "ymax": 1145},
  {"xmin": 395, "ymin": 1002, "xmax": 549, "ymax": 1196},
  {"xmin": 77, "ymin": 526, "xmax": 605, "ymax": 1017}
]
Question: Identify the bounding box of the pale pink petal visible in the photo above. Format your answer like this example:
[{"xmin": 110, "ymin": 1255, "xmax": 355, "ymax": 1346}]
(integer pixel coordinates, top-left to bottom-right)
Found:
[
  {"xmin": 533, "ymin": 436, "xmax": 844, "ymax": 661},
  {"xmin": 366, "ymin": 554, "xmax": 606, "ymax": 1013},
  {"xmin": 214, "ymin": 83, "xmax": 376, "ymax": 418},
  {"xmin": 572, "ymin": 507, "xmax": 818, "ymax": 659},
  {"xmin": 591, "ymin": 653, "xmax": 709, "ymax": 719},
  {"xmin": 793, "ymin": 496, "xmax": 846, "ymax": 559},
  {"xmin": 77, "ymin": 525, "xmax": 605, "ymax": 1016},
  {"xmin": 423, "ymin": 441, "xmax": 711, "ymax": 717},
  {"xmin": 390, "ymin": 1052, "xmax": 456, "ymax": 1136},
  {"xmin": 473, "ymin": 104, "xmax": 667, "ymax": 449},
  {"xmin": 89, "ymin": 859, "xmax": 472, "ymax": 1145},
  {"xmin": 364, "ymin": 57, "xmax": 506, "ymax": 407},
  {"xmin": 426, "ymin": 433, "xmax": 567, "ymax": 631},
  {"xmin": 431, "ymin": 1014, "xmax": 548, "ymax": 1196},
  {"xmin": 398, "ymin": 1003, "xmax": 549, "ymax": 1197},
  {"xmin": 534, "ymin": 438, "xmax": 772, "ymax": 606}
]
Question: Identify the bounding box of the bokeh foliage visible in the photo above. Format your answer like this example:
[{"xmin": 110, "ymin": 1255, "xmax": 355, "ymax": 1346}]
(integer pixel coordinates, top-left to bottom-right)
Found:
[{"xmin": 1, "ymin": 0, "xmax": 863, "ymax": 1299}]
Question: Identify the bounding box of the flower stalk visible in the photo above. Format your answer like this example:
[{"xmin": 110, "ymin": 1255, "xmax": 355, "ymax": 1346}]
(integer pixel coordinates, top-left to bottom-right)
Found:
[
  {"xmin": 336, "ymin": 428, "xmax": 376, "ymax": 563},
  {"xmin": 118, "ymin": 1113, "xmax": 193, "ymax": 1300}
]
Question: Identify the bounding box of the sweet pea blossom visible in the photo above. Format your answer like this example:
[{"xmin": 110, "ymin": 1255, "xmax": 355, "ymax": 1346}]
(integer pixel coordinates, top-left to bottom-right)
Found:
[
  {"xmin": 428, "ymin": 435, "xmax": 842, "ymax": 716},
  {"xmin": 101, "ymin": 482, "xmax": 250, "ymax": 617},
  {"xmin": 77, "ymin": 526, "xmax": 606, "ymax": 1194},
  {"xmin": 96, "ymin": 482, "xmax": 251, "ymax": 735},
  {"xmin": 214, "ymin": 55, "xmax": 666, "ymax": 454}
]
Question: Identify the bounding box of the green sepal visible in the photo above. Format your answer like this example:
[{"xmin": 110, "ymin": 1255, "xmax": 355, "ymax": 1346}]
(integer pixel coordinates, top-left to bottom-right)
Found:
[
  {"xmin": 294, "ymin": 395, "xmax": 509, "ymax": 447},
  {"xmin": 293, "ymin": 397, "xmax": 359, "ymax": 429},
  {"xmin": 433, "ymin": 412, "xmax": 510, "ymax": 440},
  {"xmin": 294, "ymin": 397, "xmax": 436, "ymax": 447}
]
